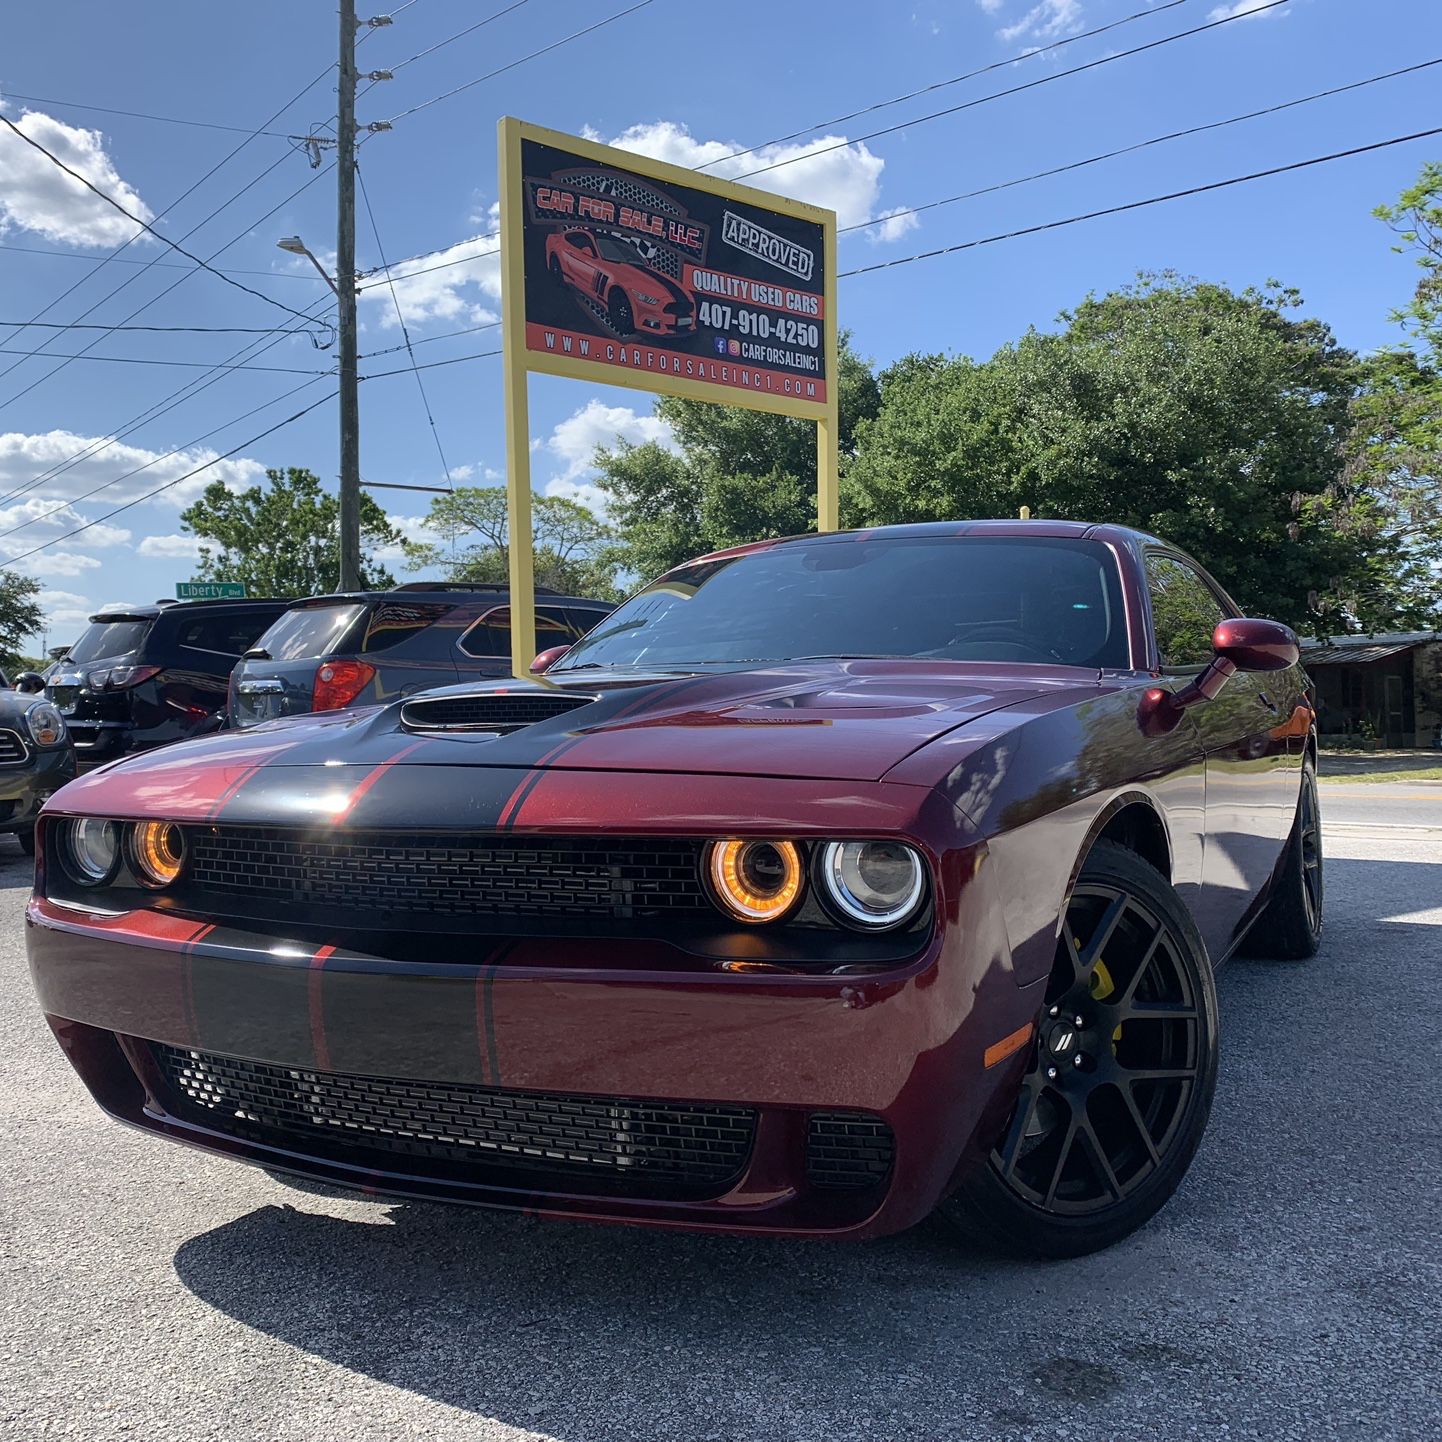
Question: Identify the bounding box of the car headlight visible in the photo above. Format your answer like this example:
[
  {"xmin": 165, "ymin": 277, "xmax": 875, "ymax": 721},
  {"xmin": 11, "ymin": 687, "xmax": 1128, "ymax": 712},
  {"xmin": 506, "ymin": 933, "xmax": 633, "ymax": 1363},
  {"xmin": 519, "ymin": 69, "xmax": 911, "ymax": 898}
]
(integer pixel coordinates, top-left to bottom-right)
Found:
[
  {"xmin": 59, "ymin": 818, "xmax": 122, "ymax": 887},
  {"xmin": 818, "ymin": 840, "xmax": 926, "ymax": 930},
  {"xmin": 130, "ymin": 821, "xmax": 187, "ymax": 889},
  {"xmin": 635, "ymin": 292, "xmax": 664, "ymax": 305},
  {"xmin": 706, "ymin": 839, "xmax": 804, "ymax": 924},
  {"xmin": 25, "ymin": 701, "xmax": 66, "ymax": 747}
]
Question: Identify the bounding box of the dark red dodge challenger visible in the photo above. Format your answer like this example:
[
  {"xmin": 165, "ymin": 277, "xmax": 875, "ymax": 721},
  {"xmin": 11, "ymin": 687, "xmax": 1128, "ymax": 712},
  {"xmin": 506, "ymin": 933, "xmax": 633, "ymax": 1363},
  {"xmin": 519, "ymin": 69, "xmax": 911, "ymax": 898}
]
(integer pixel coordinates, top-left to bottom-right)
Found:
[{"xmin": 27, "ymin": 523, "xmax": 1321, "ymax": 1257}]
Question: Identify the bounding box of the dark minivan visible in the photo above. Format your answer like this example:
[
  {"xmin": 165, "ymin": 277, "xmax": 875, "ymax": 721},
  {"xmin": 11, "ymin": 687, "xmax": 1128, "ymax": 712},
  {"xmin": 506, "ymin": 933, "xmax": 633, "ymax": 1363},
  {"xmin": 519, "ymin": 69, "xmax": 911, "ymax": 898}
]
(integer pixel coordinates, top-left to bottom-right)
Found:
[
  {"xmin": 227, "ymin": 582, "xmax": 613, "ymax": 729},
  {"xmin": 47, "ymin": 598, "xmax": 288, "ymax": 768}
]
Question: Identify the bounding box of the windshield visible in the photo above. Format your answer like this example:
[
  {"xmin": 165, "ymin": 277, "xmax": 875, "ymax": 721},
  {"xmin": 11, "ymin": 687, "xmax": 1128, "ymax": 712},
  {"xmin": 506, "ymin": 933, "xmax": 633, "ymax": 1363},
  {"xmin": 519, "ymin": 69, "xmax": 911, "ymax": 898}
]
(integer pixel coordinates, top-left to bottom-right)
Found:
[
  {"xmin": 554, "ymin": 537, "xmax": 1129, "ymax": 672},
  {"xmin": 66, "ymin": 618, "xmax": 152, "ymax": 665},
  {"xmin": 253, "ymin": 602, "xmax": 367, "ymax": 661}
]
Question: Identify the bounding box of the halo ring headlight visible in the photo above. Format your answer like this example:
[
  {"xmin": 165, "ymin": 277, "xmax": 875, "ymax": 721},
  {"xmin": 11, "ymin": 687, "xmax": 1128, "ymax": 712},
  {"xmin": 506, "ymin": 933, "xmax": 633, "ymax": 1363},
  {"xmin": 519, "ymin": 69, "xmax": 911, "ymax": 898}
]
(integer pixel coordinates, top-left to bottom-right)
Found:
[
  {"xmin": 130, "ymin": 821, "xmax": 187, "ymax": 889},
  {"xmin": 60, "ymin": 818, "xmax": 122, "ymax": 887},
  {"xmin": 706, "ymin": 839, "xmax": 804, "ymax": 924},
  {"xmin": 818, "ymin": 840, "xmax": 926, "ymax": 930}
]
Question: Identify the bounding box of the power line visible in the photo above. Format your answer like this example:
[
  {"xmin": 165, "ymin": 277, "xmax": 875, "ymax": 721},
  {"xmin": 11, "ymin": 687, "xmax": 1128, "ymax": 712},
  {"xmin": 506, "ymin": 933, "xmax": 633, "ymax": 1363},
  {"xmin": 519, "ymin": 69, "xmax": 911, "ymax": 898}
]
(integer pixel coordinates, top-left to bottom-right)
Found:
[
  {"xmin": 0, "ymin": 318, "xmax": 330, "ymax": 335},
  {"xmin": 361, "ymin": 348, "xmax": 502, "ymax": 380},
  {"xmin": 357, "ymin": 162, "xmax": 457, "ymax": 493},
  {"xmin": 390, "ymin": 0, "xmax": 531, "ymax": 70},
  {"xmin": 734, "ymin": 0, "xmax": 1294, "ymax": 183},
  {"xmin": 0, "ymin": 390, "xmax": 336, "ymax": 567},
  {"xmin": 837, "ymin": 126, "xmax": 1442, "ymax": 281},
  {"xmin": 385, "ymin": 0, "xmax": 657, "ymax": 123},
  {"xmin": 0, "ymin": 348, "xmax": 332, "ymax": 374},
  {"xmin": 0, "ymin": 241, "xmax": 327, "ymax": 280},
  {"xmin": 0, "ymin": 114, "xmax": 332, "ymax": 336},
  {"xmin": 698, "ymin": 0, "xmax": 1189, "ymax": 171},
  {"xmin": 0, "ymin": 375, "xmax": 332, "ymax": 544},
  {"xmin": 357, "ymin": 231, "xmax": 497, "ymax": 284},
  {"xmin": 838, "ymin": 57, "xmax": 1442, "ymax": 236},
  {"xmin": 360, "ymin": 318, "xmax": 500, "ymax": 358},
  {"xmin": 0, "ymin": 91, "xmax": 293, "ymax": 137}
]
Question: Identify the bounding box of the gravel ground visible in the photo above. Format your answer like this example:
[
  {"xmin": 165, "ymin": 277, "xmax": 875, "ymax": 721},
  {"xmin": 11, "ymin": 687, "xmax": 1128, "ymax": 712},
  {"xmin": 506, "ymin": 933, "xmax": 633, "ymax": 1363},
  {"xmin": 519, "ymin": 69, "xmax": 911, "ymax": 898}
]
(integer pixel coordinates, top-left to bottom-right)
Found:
[{"xmin": 2, "ymin": 787, "xmax": 1438, "ymax": 1441}]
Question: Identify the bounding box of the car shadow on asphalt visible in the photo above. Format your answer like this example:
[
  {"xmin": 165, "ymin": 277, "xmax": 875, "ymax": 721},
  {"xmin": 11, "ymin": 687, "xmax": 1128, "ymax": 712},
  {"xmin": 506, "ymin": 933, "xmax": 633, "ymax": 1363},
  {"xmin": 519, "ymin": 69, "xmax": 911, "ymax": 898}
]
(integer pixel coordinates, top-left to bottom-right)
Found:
[{"xmin": 167, "ymin": 856, "xmax": 1439, "ymax": 1439}]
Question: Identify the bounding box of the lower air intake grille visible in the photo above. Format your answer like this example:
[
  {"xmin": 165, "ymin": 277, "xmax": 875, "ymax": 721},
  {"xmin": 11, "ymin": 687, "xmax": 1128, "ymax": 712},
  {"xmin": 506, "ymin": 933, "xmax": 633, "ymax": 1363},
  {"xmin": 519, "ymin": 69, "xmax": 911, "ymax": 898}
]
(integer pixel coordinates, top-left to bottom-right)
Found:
[
  {"xmin": 400, "ymin": 691, "xmax": 595, "ymax": 732},
  {"xmin": 0, "ymin": 730, "xmax": 25, "ymax": 765},
  {"xmin": 151, "ymin": 1043, "xmax": 755, "ymax": 1198},
  {"xmin": 184, "ymin": 829, "xmax": 709, "ymax": 922},
  {"xmin": 806, "ymin": 1111, "xmax": 895, "ymax": 1190}
]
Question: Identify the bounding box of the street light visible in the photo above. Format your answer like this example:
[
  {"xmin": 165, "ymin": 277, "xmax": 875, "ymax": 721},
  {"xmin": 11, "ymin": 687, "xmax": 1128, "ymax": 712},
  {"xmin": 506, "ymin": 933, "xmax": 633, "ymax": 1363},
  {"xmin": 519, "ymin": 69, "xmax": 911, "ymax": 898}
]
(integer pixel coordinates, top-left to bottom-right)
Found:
[
  {"xmin": 276, "ymin": 235, "xmax": 339, "ymax": 298},
  {"xmin": 277, "ymin": 231, "xmax": 359, "ymax": 591}
]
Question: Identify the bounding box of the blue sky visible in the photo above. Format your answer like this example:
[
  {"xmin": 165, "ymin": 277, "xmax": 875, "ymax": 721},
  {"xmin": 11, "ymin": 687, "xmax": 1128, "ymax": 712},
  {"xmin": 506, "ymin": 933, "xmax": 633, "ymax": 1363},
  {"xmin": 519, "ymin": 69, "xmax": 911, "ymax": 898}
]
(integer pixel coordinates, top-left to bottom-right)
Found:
[{"xmin": 1, "ymin": 0, "xmax": 1438, "ymax": 649}]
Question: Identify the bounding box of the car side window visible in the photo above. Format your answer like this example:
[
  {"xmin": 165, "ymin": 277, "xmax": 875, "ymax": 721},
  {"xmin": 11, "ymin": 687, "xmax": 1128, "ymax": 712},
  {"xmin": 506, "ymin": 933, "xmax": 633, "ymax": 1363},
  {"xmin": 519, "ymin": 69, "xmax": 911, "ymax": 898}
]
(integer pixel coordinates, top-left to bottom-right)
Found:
[
  {"xmin": 1146, "ymin": 554, "xmax": 1227, "ymax": 670},
  {"xmin": 564, "ymin": 607, "xmax": 610, "ymax": 638},
  {"xmin": 176, "ymin": 613, "xmax": 272, "ymax": 656},
  {"xmin": 458, "ymin": 606, "xmax": 577, "ymax": 658},
  {"xmin": 360, "ymin": 602, "xmax": 453, "ymax": 654}
]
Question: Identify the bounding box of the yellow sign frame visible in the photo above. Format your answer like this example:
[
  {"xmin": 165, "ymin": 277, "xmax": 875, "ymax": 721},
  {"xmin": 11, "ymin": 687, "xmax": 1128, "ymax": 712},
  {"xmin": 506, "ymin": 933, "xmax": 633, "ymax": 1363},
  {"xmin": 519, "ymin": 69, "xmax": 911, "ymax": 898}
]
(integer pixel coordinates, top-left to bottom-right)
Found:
[{"xmin": 498, "ymin": 115, "xmax": 839, "ymax": 676}]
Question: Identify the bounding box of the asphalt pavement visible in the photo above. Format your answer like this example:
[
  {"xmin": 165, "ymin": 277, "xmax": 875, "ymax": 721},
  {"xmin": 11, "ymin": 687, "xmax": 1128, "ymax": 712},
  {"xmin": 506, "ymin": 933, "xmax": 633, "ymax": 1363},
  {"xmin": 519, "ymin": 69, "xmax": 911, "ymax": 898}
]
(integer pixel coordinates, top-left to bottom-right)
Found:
[{"xmin": 2, "ymin": 784, "xmax": 1439, "ymax": 1442}]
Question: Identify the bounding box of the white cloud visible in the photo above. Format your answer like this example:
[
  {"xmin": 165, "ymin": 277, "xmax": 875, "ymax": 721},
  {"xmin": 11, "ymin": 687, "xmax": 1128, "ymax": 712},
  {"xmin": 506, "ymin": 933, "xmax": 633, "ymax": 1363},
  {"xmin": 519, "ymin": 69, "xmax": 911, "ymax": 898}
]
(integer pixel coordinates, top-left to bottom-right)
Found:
[
  {"xmin": 543, "ymin": 477, "xmax": 612, "ymax": 515},
  {"xmin": 136, "ymin": 533, "xmax": 203, "ymax": 559},
  {"xmin": 998, "ymin": 0, "xmax": 1084, "ymax": 43},
  {"xmin": 867, "ymin": 206, "xmax": 921, "ymax": 245},
  {"xmin": 26, "ymin": 550, "xmax": 99, "ymax": 578},
  {"xmin": 1207, "ymin": 0, "xmax": 1282, "ymax": 18},
  {"xmin": 601, "ymin": 121, "xmax": 888, "ymax": 231},
  {"xmin": 0, "ymin": 108, "xmax": 153, "ymax": 247},
  {"xmin": 448, "ymin": 463, "xmax": 475, "ymax": 483},
  {"xmin": 0, "ymin": 429, "xmax": 267, "ymax": 513},
  {"xmin": 545, "ymin": 399, "xmax": 675, "ymax": 484},
  {"xmin": 360, "ymin": 201, "xmax": 501, "ymax": 331},
  {"xmin": 0, "ymin": 495, "xmax": 130, "ymax": 548},
  {"xmin": 36, "ymin": 588, "xmax": 96, "ymax": 639},
  {"xmin": 975, "ymin": 0, "xmax": 1005, "ymax": 11}
]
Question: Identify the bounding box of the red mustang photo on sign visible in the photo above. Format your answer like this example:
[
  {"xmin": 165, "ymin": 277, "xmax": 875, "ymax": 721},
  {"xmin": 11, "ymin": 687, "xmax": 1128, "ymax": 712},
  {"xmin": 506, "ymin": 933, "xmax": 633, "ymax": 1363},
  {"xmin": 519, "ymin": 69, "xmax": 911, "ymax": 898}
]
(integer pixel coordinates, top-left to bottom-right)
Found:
[{"xmin": 543, "ymin": 227, "xmax": 697, "ymax": 338}]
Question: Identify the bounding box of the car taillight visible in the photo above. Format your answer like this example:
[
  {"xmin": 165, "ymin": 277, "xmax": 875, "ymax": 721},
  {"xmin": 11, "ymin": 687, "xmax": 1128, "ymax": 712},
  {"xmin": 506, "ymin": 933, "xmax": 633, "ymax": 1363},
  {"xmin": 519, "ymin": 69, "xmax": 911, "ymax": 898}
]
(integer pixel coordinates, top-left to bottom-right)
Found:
[
  {"xmin": 312, "ymin": 658, "xmax": 375, "ymax": 711},
  {"xmin": 88, "ymin": 664, "xmax": 161, "ymax": 689}
]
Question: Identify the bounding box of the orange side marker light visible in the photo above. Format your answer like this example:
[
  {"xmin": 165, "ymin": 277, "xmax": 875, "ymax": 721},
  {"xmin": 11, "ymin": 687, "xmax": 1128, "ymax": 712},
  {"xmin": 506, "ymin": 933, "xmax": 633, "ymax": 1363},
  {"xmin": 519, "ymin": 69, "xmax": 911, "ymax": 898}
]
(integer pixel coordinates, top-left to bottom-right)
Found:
[{"xmin": 984, "ymin": 1021, "xmax": 1035, "ymax": 1069}]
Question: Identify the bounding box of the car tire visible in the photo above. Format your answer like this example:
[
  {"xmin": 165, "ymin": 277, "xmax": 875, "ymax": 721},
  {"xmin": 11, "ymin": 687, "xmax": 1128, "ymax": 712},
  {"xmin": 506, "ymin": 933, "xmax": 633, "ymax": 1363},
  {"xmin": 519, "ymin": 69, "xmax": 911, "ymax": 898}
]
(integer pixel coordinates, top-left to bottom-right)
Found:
[
  {"xmin": 941, "ymin": 840, "xmax": 1219, "ymax": 1259},
  {"xmin": 607, "ymin": 287, "xmax": 634, "ymax": 336},
  {"xmin": 1241, "ymin": 758, "xmax": 1323, "ymax": 961},
  {"xmin": 16, "ymin": 828, "xmax": 35, "ymax": 856}
]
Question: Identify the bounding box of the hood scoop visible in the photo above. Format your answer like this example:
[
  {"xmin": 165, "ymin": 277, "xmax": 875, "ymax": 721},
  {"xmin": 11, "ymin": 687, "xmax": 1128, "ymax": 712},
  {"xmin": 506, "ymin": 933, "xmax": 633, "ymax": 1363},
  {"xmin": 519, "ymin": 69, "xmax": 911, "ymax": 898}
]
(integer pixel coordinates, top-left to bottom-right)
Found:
[{"xmin": 400, "ymin": 690, "xmax": 597, "ymax": 734}]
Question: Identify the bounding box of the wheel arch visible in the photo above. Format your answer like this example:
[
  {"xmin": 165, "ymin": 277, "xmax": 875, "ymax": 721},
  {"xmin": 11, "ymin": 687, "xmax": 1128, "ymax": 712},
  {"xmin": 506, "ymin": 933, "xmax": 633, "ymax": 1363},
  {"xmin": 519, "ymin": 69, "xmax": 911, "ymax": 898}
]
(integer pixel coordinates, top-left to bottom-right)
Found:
[{"xmin": 1071, "ymin": 791, "xmax": 1173, "ymax": 888}]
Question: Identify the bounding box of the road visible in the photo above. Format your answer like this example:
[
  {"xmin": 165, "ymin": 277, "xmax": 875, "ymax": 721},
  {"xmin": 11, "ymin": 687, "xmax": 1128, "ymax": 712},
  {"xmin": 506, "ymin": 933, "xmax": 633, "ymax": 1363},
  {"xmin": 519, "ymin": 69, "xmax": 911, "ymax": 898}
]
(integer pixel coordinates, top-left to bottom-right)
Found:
[
  {"xmin": 2, "ymin": 784, "xmax": 1439, "ymax": 1442},
  {"xmin": 1317, "ymin": 778, "xmax": 1442, "ymax": 832}
]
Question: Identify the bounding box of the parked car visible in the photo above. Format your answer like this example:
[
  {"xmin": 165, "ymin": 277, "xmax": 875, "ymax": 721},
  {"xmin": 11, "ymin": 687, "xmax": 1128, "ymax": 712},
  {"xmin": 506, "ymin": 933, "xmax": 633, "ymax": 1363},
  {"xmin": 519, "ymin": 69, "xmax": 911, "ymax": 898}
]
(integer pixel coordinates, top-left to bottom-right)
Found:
[
  {"xmin": 226, "ymin": 582, "xmax": 614, "ymax": 729},
  {"xmin": 45, "ymin": 598, "xmax": 288, "ymax": 769},
  {"xmin": 28, "ymin": 522, "xmax": 1319, "ymax": 1258},
  {"xmin": 0, "ymin": 687, "xmax": 73, "ymax": 853}
]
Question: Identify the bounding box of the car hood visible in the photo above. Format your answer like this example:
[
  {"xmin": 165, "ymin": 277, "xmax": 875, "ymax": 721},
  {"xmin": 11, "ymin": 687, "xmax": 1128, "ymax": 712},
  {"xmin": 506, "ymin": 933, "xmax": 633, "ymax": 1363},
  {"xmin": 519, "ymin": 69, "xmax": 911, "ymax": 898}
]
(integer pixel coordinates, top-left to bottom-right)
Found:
[{"xmin": 49, "ymin": 661, "xmax": 1102, "ymax": 800}]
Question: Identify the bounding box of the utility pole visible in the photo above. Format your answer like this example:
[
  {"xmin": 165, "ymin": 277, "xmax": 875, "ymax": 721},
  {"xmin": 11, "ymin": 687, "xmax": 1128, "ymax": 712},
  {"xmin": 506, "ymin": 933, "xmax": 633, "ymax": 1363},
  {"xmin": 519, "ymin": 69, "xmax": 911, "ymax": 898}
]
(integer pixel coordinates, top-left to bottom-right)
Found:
[{"xmin": 336, "ymin": 0, "xmax": 361, "ymax": 592}]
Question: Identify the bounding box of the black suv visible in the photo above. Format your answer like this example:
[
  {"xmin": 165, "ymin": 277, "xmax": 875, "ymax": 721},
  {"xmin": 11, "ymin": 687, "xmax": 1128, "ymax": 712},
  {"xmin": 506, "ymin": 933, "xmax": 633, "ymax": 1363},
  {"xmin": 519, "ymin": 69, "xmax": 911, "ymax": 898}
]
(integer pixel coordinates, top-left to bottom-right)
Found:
[
  {"xmin": 227, "ymin": 583, "xmax": 614, "ymax": 729},
  {"xmin": 47, "ymin": 598, "xmax": 288, "ymax": 768}
]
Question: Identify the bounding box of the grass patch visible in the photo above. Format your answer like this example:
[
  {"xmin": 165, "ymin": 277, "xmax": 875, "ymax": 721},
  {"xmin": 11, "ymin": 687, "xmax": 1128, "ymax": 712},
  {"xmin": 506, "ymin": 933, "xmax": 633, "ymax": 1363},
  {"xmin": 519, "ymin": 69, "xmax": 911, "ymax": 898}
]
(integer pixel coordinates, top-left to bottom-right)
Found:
[{"xmin": 1318, "ymin": 768, "xmax": 1442, "ymax": 783}]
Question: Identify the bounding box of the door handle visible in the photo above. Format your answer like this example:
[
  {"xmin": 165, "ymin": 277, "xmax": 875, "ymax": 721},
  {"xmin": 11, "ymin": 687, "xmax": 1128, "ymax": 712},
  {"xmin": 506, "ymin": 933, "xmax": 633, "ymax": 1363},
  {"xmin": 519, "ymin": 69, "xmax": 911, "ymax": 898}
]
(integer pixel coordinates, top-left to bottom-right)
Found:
[{"xmin": 1256, "ymin": 690, "xmax": 1279, "ymax": 713}]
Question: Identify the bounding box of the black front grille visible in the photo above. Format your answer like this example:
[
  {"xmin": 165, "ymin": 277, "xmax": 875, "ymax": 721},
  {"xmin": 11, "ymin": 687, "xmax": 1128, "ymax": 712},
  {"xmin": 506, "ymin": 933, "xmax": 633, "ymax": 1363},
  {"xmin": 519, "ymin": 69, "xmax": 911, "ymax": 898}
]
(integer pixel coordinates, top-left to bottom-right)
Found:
[
  {"xmin": 185, "ymin": 827, "xmax": 710, "ymax": 922},
  {"xmin": 150, "ymin": 1043, "xmax": 755, "ymax": 1197},
  {"xmin": 0, "ymin": 731, "xmax": 25, "ymax": 765},
  {"xmin": 806, "ymin": 1111, "xmax": 895, "ymax": 1190},
  {"xmin": 400, "ymin": 691, "xmax": 596, "ymax": 732}
]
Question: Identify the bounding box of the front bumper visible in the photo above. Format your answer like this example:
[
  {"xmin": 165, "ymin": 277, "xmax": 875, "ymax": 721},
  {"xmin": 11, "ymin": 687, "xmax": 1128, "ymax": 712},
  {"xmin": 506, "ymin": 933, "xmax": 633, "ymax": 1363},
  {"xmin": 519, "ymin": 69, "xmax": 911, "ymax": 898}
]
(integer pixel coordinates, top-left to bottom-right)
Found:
[
  {"xmin": 28, "ymin": 868, "xmax": 1042, "ymax": 1237},
  {"xmin": 0, "ymin": 748, "xmax": 74, "ymax": 830}
]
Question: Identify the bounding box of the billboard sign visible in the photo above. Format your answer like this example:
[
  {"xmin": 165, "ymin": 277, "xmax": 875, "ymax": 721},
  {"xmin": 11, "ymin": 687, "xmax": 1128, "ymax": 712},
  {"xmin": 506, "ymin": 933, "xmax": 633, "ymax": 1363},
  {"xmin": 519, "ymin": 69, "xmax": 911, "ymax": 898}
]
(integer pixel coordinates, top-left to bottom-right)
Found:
[{"xmin": 504, "ymin": 121, "xmax": 835, "ymax": 419}]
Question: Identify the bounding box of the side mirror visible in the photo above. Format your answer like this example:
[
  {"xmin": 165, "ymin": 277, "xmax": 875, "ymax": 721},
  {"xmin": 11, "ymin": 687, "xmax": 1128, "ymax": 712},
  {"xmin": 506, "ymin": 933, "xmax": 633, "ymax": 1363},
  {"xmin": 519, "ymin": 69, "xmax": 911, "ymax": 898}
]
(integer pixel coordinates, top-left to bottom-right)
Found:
[
  {"xmin": 13, "ymin": 672, "xmax": 46, "ymax": 694},
  {"xmin": 530, "ymin": 644, "xmax": 571, "ymax": 675},
  {"xmin": 1212, "ymin": 617, "xmax": 1299, "ymax": 673},
  {"xmin": 1140, "ymin": 617, "xmax": 1299, "ymax": 736}
]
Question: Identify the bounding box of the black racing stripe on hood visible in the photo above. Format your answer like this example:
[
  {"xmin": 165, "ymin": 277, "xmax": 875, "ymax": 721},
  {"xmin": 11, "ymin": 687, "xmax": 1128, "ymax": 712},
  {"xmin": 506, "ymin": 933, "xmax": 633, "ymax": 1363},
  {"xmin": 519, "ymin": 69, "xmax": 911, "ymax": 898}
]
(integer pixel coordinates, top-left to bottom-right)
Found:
[{"xmin": 638, "ymin": 265, "xmax": 690, "ymax": 307}]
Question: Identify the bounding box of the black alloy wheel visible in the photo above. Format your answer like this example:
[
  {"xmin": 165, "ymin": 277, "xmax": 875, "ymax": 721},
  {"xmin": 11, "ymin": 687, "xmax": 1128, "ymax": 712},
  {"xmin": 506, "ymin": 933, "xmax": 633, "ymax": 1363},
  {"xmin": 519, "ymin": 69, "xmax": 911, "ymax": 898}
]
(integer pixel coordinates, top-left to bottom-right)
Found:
[
  {"xmin": 607, "ymin": 288, "xmax": 635, "ymax": 337},
  {"xmin": 944, "ymin": 841, "xmax": 1218, "ymax": 1257},
  {"xmin": 1243, "ymin": 759, "xmax": 1324, "ymax": 960}
]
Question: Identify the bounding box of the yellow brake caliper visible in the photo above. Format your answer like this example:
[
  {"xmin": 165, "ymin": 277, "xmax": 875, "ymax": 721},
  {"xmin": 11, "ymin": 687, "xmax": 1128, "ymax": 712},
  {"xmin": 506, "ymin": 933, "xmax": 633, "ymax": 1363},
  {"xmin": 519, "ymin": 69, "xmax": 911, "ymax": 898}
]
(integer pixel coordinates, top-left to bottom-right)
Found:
[{"xmin": 1084, "ymin": 950, "xmax": 1124, "ymax": 1053}]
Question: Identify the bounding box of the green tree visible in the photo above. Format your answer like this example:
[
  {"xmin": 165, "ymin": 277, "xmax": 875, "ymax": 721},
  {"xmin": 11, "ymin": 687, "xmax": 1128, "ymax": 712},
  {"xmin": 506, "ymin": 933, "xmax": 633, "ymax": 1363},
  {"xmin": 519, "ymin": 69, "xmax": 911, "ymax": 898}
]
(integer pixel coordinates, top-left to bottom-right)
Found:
[
  {"xmin": 848, "ymin": 274, "xmax": 1429, "ymax": 631},
  {"xmin": 402, "ymin": 486, "xmax": 620, "ymax": 598},
  {"xmin": 179, "ymin": 467, "xmax": 400, "ymax": 596},
  {"xmin": 0, "ymin": 570, "xmax": 44, "ymax": 673},
  {"xmin": 593, "ymin": 332, "xmax": 882, "ymax": 578}
]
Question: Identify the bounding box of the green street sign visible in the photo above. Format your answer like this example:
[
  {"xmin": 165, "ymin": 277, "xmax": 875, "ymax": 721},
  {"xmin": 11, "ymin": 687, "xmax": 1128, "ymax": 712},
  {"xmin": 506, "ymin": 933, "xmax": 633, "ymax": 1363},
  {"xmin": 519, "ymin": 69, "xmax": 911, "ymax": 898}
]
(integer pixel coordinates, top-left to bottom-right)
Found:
[{"xmin": 175, "ymin": 581, "xmax": 247, "ymax": 600}]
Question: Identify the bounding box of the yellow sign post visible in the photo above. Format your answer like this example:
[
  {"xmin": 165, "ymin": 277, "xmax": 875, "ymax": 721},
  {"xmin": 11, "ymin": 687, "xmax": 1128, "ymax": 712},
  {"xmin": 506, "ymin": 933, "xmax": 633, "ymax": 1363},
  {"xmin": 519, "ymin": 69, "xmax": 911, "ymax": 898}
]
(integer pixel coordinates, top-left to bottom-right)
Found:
[{"xmin": 498, "ymin": 116, "xmax": 838, "ymax": 676}]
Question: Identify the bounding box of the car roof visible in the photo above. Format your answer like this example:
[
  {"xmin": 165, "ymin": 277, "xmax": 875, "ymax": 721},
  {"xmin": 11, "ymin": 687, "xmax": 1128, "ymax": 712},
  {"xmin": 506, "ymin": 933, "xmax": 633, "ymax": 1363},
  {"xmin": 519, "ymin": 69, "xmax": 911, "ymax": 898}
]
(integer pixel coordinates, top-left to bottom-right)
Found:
[
  {"xmin": 678, "ymin": 519, "xmax": 1166, "ymax": 570},
  {"xmin": 86, "ymin": 597, "xmax": 289, "ymax": 623},
  {"xmin": 281, "ymin": 584, "xmax": 612, "ymax": 609}
]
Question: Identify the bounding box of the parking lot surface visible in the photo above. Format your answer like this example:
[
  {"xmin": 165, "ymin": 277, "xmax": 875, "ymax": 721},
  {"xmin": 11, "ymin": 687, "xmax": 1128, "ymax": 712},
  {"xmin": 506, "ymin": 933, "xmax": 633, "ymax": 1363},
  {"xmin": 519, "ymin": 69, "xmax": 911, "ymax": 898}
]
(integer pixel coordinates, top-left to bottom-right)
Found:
[{"xmin": 2, "ymin": 784, "xmax": 1438, "ymax": 1442}]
